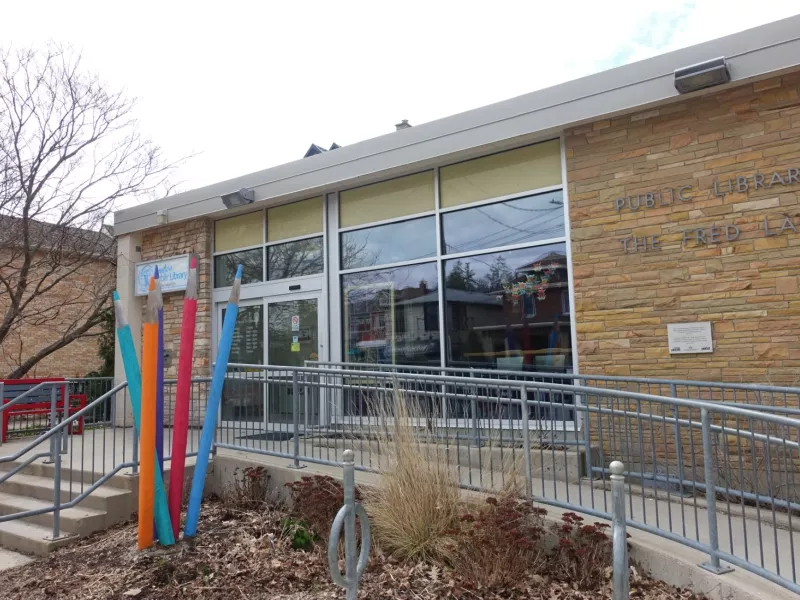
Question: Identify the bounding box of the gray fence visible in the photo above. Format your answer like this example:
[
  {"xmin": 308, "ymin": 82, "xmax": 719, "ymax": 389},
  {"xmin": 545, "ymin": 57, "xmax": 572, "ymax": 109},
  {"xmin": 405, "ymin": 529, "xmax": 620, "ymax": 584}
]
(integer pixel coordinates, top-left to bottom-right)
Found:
[{"xmin": 220, "ymin": 363, "xmax": 800, "ymax": 594}]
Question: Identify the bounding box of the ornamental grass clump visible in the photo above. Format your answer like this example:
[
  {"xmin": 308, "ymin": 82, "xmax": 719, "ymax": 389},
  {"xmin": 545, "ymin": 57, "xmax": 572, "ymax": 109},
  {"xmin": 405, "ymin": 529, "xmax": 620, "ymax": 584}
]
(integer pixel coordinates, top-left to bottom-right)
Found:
[{"xmin": 362, "ymin": 389, "xmax": 462, "ymax": 561}]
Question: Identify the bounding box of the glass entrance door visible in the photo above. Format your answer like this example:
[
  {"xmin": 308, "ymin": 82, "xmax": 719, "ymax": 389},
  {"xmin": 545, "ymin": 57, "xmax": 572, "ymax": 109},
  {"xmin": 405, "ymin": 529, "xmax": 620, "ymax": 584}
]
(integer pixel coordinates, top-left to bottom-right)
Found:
[
  {"xmin": 266, "ymin": 295, "xmax": 321, "ymax": 424},
  {"xmin": 221, "ymin": 302, "xmax": 265, "ymax": 423}
]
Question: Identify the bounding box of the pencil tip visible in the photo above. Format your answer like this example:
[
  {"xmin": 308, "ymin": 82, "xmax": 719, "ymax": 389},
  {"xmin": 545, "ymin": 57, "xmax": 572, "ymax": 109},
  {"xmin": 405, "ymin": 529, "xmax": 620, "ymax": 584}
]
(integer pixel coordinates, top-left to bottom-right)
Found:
[
  {"xmin": 235, "ymin": 264, "xmax": 243, "ymax": 279},
  {"xmin": 112, "ymin": 291, "xmax": 120, "ymax": 301},
  {"xmin": 190, "ymin": 255, "xmax": 197, "ymax": 269},
  {"xmin": 149, "ymin": 276, "xmax": 156, "ymax": 291},
  {"xmin": 154, "ymin": 265, "xmax": 160, "ymax": 278}
]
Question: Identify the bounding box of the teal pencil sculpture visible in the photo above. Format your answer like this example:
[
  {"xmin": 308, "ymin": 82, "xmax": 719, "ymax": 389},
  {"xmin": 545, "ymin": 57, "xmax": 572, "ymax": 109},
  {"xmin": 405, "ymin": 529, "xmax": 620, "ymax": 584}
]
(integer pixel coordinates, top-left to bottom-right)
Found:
[
  {"xmin": 184, "ymin": 265, "xmax": 242, "ymax": 537},
  {"xmin": 113, "ymin": 291, "xmax": 176, "ymax": 546}
]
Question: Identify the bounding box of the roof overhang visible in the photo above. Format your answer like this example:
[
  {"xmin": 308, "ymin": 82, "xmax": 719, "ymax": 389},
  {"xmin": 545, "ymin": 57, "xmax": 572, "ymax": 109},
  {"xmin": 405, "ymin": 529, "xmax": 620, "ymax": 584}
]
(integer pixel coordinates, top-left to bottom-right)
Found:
[{"xmin": 114, "ymin": 15, "xmax": 800, "ymax": 236}]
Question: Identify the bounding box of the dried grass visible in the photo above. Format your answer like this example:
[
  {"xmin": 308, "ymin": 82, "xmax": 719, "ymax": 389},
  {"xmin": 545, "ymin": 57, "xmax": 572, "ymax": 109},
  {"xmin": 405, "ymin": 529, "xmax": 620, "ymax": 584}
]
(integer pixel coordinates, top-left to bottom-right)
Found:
[{"xmin": 361, "ymin": 388, "xmax": 462, "ymax": 561}]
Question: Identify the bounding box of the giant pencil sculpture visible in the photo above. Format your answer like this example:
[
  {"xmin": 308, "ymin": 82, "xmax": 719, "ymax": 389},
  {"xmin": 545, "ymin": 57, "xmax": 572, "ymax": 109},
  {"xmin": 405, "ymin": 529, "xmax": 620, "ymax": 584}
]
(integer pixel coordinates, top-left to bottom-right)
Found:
[
  {"xmin": 184, "ymin": 264, "xmax": 242, "ymax": 538},
  {"xmin": 138, "ymin": 277, "xmax": 159, "ymax": 549},
  {"xmin": 154, "ymin": 266, "xmax": 165, "ymax": 478},
  {"xmin": 113, "ymin": 291, "xmax": 175, "ymax": 546},
  {"xmin": 168, "ymin": 255, "xmax": 198, "ymax": 537}
]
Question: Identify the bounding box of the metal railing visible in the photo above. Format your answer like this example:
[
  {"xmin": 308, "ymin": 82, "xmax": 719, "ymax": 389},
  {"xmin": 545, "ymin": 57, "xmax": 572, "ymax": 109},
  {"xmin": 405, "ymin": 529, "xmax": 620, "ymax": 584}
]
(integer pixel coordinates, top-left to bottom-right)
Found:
[
  {"xmin": 0, "ymin": 377, "xmax": 211, "ymax": 539},
  {"xmin": 219, "ymin": 363, "xmax": 800, "ymax": 594}
]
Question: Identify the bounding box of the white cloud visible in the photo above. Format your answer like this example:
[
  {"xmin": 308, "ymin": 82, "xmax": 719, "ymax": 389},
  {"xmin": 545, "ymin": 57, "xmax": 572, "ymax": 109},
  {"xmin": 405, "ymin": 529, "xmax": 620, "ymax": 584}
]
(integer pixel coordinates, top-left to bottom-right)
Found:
[{"xmin": 1, "ymin": 0, "xmax": 797, "ymax": 208}]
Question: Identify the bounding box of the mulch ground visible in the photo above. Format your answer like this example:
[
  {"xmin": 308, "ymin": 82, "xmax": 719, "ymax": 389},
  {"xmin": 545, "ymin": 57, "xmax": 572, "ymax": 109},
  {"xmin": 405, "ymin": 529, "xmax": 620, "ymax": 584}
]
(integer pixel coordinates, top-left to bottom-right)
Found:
[{"xmin": 3, "ymin": 498, "xmax": 705, "ymax": 599}]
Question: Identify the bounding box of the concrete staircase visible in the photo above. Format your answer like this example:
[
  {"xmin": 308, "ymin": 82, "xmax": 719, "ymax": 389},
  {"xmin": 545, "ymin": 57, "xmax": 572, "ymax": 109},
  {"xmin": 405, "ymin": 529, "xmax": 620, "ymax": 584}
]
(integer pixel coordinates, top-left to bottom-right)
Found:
[{"xmin": 0, "ymin": 461, "xmax": 152, "ymax": 556}]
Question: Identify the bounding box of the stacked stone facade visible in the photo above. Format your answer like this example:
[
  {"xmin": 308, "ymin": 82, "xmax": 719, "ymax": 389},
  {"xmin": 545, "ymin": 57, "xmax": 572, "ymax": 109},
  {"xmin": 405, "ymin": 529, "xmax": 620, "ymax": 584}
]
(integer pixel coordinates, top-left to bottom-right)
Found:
[
  {"xmin": 567, "ymin": 71, "xmax": 800, "ymax": 384},
  {"xmin": 140, "ymin": 218, "xmax": 213, "ymax": 379}
]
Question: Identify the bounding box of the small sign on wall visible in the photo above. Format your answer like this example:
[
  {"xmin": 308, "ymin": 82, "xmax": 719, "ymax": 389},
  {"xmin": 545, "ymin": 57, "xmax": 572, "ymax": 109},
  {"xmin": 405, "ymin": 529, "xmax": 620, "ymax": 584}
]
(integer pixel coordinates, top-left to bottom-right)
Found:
[
  {"xmin": 668, "ymin": 322, "xmax": 713, "ymax": 354},
  {"xmin": 134, "ymin": 254, "xmax": 191, "ymax": 296}
]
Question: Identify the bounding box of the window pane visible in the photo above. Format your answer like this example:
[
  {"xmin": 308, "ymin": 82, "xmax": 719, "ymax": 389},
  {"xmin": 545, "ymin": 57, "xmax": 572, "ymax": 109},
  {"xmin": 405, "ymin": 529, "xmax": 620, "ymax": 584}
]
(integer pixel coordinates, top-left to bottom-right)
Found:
[
  {"xmin": 267, "ymin": 237, "xmax": 324, "ymax": 280},
  {"xmin": 214, "ymin": 212, "xmax": 263, "ymax": 252},
  {"xmin": 339, "ymin": 171, "xmax": 434, "ymax": 228},
  {"xmin": 444, "ymin": 242, "xmax": 571, "ymax": 373},
  {"xmin": 214, "ymin": 248, "xmax": 263, "ymax": 287},
  {"xmin": 440, "ymin": 140, "xmax": 562, "ymax": 208},
  {"xmin": 341, "ymin": 216, "xmax": 436, "ymax": 270},
  {"xmin": 343, "ymin": 262, "xmax": 439, "ymax": 366},
  {"xmin": 221, "ymin": 304, "xmax": 264, "ymax": 422},
  {"xmin": 442, "ymin": 190, "xmax": 565, "ymax": 254},
  {"xmin": 268, "ymin": 196, "xmax": 323, "ymax": 241}
]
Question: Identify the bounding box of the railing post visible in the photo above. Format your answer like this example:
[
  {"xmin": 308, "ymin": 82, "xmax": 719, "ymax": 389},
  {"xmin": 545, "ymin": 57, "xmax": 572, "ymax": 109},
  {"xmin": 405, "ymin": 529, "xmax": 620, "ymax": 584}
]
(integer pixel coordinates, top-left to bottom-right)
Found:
[
  {"xmin": 520, "ymin": 386, "xmax": 533, "ymax": 497},
  {"xmin": 131, "ymin": 423, "xmax": 139, "ymax": 476},
  {"xmin": 328, "ymin": 449, "xmax": 371, "ymax": 600},
  {"xmin": 289, "ymin": 370, "xmax": 305, "ymax": 469},
  {"xmin": 670, "ymin": 383, "xmax": 686, "ymax": 497},
  {"xmin": 0, "ymin": 381, "xmax": 4, "ymax": 447},
  {"xmin": 469, "ymin": 369, "xmax": 479, "ymax": 448},
  {"xmin": 49, "ymin": 385, "xmax": 63, "ymax": 539},
  {"xmin": 610, "ymin": 461, "xmax": 629, "ymax": 600},
  {"xmin": 700, "ymin": 408, "xmax": 733, "ymax": 575},
  {"xmin": 579, "ymin": 377, "xmax": 593, "ymax": 480}
]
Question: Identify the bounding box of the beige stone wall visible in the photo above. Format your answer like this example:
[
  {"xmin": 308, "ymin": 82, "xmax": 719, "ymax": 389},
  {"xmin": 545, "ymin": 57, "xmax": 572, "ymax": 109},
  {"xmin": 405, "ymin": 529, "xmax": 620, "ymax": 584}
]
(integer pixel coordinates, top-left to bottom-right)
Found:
[
  {"xmin": 140, "ymin": 218, "xmax": 213, "ymax": 379},
  {"xmin": 0, "ymin": 250, "xmax": 111, "ymax": 378},
  {"xmin": 567, "ymin": 71, "xmax": 800, "ymax": 384}
]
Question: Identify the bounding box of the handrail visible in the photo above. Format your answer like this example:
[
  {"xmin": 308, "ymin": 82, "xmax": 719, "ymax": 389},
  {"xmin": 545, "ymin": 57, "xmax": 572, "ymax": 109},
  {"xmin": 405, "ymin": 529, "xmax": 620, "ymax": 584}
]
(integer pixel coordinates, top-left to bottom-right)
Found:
[
  {"xmin": 0, "ymin": 380, "xmax": 66, "ymax": 415},
  {"xmin": 0, "ymin": 381, "xmax": 128, "ymax": 463},
  {"xmin": 305, "ymin": 359, "xmax": 800, "ymax": 395},
  {"xmin": 228, "ymin": 363, "xmax": 800, "ymax": 428}
]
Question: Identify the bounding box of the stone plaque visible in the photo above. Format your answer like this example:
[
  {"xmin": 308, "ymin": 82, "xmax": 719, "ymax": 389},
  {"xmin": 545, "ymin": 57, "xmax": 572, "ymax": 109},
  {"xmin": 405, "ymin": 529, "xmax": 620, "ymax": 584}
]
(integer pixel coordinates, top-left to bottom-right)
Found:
[{"xmin": 667, "ymin": 322, "xmax": 713, "ymax": 354}]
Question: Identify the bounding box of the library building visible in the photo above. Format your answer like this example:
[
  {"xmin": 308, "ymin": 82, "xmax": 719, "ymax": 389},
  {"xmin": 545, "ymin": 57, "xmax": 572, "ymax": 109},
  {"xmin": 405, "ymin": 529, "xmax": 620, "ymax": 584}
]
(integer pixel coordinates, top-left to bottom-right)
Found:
[{"xmin": 114, "ymin": 14, "xmax": 800, "ymax": 421}]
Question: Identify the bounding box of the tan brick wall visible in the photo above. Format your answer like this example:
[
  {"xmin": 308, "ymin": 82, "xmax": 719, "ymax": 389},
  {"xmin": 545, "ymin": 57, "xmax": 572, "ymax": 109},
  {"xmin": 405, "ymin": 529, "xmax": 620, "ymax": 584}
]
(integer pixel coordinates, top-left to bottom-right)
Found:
[
  {"xmin": 567, "ymin": 71, "xmax": 800, "ymax": 384},
  {"xmin": 0, "ymin": 250, "xmax": 110, "ymax": 378},
  {"xmin": 140, "ymin": 218, "xmax": 213, "ymax": 379}
]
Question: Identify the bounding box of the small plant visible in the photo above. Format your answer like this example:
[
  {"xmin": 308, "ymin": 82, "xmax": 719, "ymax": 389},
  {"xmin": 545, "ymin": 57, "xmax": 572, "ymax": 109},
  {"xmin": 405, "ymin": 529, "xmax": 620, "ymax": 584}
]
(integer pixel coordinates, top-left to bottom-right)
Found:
[
  {"xmin": 548, "ymin": 512, "xmax": 614, "ymax": 590},
  {"xmin": 285, "ymin": 475, "xmax": 357, "ymax": 542},
  {"xmin": 280, "ymin": 516, "xmax": 316, "ymax": 551},
  {"xmin": 223, "ymin": 466, "xmax": 271, "ymax": 509},
  {"xmin": 450, "ymin": 497, "xmax": 547, "ymax": 589}
]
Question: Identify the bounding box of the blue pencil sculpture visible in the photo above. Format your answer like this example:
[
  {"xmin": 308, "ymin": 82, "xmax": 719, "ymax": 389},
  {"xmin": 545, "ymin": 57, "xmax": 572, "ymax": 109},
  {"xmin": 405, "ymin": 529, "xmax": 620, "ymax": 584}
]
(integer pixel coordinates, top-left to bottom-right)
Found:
[
  {"xmin": 154, "ymin": 266, "xmax": 165, "ymax": 478},
  {"xmin": 112, "ymin": 291, "xmax": 175, "ymax": 546},
  {"xmin": 184, "ymin": 264, "xmax": 243, "ymax": 538}
]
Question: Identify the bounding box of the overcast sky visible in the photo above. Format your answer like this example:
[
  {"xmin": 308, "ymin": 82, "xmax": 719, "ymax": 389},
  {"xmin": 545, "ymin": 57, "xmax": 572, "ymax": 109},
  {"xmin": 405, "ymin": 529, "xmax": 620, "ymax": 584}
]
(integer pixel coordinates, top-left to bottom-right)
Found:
[{"xmin": 2, "ymin": 1, "xmax": 798, "ymax": 208}]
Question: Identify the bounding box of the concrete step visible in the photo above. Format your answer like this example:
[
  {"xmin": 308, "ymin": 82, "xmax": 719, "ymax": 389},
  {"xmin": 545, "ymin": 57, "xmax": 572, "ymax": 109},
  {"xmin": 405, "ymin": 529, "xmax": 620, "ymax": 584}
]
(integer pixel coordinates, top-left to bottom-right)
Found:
[
  {"xmin": 0, "ymin": 520, "xmax": 76, "ymax": 557},
  {"xmin": 0, "ymin": 491, "xmax": 108, "ymax": 537},
  {"xmin": 0, "ymin": 470, "xmax": 132, "ymax": 516}
]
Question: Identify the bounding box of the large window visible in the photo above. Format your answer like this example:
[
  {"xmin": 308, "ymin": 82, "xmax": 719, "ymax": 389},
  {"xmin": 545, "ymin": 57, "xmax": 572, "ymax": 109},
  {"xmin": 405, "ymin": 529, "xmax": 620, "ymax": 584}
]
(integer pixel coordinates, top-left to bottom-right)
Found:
[
  {"xmin": 342, "ymin": 263, "xmax": 440, "ymax": 366},
  {"xmin": 341, "ymin": 216, "xmax": 437, "ymax": 270},
  {"xmin": 338, "ymin": 139, "xmax": 572, "ymax": 374},
  {"xmin": 213, "ymin": 197, "xmax": 324, "ymax": 288},
  {"xmin": 443, "ymin": 243, "xmax": 570, "ymax": 372}
]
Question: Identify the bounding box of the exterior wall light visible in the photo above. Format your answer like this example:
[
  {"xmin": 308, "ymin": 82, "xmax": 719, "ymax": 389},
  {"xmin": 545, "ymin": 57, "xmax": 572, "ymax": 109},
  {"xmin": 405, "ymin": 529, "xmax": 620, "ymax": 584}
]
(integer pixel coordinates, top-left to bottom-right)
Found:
[
  {"xmin": 221, "ymin": 188, "xmax": 256, "ymax": 209},
  {"xmin": 674, "ymin": 57, "xmax": 730, "ymax": 94}
]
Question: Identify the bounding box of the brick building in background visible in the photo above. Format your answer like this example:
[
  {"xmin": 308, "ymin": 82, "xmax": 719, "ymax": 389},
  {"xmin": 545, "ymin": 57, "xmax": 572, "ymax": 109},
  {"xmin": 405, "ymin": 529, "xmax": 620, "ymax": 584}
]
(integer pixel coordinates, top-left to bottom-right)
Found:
[
  {"xmin": 114, "ymin": 15, "xmax": 800, "ymax": 409},
  {"xmin": 0, "ymin": 217, "xmax": 114, "ymax": 378}
]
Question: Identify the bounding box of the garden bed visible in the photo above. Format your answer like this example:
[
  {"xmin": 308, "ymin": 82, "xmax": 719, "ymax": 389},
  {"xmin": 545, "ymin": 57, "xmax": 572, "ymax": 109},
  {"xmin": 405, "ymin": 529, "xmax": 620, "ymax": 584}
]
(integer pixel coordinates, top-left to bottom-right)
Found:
[{"xmin": 3, "ymin": 491, "xmax": 705, "ymax": 600}]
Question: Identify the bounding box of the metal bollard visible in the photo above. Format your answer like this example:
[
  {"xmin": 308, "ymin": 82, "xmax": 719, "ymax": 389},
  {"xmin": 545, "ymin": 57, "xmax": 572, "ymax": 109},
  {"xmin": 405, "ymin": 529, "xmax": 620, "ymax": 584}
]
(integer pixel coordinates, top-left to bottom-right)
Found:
[
  {"xmin": 328, "ymin": 449, "xmax": 371, "ymax": 600},
  {"xmin": 610, "ymin": 461, "xmax": 629, "ymax": 600}
]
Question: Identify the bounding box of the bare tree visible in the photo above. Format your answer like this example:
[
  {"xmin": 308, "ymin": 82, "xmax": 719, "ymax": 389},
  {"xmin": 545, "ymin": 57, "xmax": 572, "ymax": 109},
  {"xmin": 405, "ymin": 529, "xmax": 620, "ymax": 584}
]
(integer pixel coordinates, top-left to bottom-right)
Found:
[{"xmin": 0, "ymin": 45, "xmax": 180, "ymax": 378}]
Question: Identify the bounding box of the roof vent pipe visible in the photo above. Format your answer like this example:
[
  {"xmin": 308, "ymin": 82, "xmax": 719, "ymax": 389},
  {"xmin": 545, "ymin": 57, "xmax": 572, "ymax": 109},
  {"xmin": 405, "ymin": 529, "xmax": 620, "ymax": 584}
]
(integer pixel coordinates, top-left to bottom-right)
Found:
[{"xmin": 395, "ymin": 119, "xmax": 412, "ymax": 131}]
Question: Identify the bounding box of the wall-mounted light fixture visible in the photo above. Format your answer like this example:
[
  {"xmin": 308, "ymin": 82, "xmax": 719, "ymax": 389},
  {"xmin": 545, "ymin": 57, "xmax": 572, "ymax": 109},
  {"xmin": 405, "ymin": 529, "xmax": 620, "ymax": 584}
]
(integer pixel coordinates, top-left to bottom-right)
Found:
[
  {"xmin": 156, "ymin": 209, "xmax": 168, "ymax": 225},
  {"xmin": 674, "ymin": 57, "xmax": 730, "ymax": 94},
  {"xmin": 221, "ymin": 188, "xmax": 255, "ymax": 209}
]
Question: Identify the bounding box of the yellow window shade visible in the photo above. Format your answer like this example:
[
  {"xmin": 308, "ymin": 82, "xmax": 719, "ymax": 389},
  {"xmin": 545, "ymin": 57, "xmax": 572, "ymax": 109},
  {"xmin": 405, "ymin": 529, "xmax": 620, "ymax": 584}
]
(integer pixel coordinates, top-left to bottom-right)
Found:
[
  {"xmin": 214, "ymin": 212, "xmax": 263, "ymax": 252},
  {"xmin": 267, "ymin": 196, "xmax": 323, "ymax": 242},
  {"xmin": 440, "ymin": 140, "xmax": 562, "ymax": 208},
  {"xmin": 339, "ymin": 171, "xmax": 434, "ymax": 228}
]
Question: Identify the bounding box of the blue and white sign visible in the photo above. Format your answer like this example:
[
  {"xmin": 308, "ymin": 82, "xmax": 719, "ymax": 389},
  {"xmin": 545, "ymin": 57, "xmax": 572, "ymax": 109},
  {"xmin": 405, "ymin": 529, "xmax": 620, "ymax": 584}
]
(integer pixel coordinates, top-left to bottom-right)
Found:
[{"xmin": 135, "ymin": 254, "xmax": 192, "ymax": 297}]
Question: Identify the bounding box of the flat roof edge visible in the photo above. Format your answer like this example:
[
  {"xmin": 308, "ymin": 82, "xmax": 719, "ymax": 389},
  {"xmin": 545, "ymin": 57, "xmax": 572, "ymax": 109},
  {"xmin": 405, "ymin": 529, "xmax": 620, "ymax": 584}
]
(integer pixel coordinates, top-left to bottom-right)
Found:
[{"xmin": 114, "ymin": 15, "xmax": 800, "ymax": 236}]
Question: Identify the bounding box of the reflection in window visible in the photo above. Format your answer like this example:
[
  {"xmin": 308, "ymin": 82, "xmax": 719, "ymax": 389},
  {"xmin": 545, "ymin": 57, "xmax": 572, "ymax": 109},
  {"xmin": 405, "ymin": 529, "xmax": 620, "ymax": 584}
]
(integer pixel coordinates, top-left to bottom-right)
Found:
[
  {"xmin": 214, "ymin": 248, "xmax": 263, "ymax": 287},
  {"xmin": 341, "ymin": 216, "xmax": 437, "ymax": 270},
  {"xmin": 442, "ymin": 191, "xmax": 565, "ymax": 255},
  {"xmin": 342, "ymin": 262, "xmax": 439, "ymax": 366},
  {"xmin": 221, "ymin": 304, "xmax": 264, "ymax": 421},
  {"xmin": 267, "ymin": 237, "xmax": 324, "ymax": 280},
  {"xmin": 444, "ymin": 242, "xmax": 571, "ymax": 373}
]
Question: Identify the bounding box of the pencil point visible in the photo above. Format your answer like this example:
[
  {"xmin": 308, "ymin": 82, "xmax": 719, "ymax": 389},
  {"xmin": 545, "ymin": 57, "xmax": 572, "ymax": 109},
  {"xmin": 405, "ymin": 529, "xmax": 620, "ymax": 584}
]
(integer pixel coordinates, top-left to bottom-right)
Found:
[
  {"xmin": 235, "ymin": 264, "xmax": 243, "ymax": 279},
  {"xmin": 113, "ymin": 291, "xmax": 120, "ymax": 301},
  {"xmin": 149, "ymin": 276, "xmax": 156, "ymax": 291},
  {"xmin": 154, "ymin": 265, "xmax": 160, "ymax": 279},
  {"xmin": 190, "ymin": 255, "xmax": 197, "ymax": 269}
]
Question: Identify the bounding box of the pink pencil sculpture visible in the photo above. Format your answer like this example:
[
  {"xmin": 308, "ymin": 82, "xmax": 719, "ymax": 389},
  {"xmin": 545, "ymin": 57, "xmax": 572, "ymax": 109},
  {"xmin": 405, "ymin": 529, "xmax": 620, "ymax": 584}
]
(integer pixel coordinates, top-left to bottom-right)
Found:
[{"xmin": 168, "ymin": 255, "xmax": 198, "ymax": 537}]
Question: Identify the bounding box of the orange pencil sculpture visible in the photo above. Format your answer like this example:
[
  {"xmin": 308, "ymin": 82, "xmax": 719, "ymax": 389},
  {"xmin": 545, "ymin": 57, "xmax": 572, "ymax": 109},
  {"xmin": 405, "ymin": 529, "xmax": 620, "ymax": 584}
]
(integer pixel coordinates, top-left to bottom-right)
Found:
[{"xmin": 138, "ymin": 276, "xmax": 159, "ymax": 550}]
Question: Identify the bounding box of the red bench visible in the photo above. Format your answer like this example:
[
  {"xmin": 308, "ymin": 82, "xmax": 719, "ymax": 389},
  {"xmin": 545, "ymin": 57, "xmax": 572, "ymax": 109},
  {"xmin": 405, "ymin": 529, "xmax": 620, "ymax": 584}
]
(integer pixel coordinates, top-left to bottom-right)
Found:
[{"xmin": 1, "ymin": 378, "xmax": 86, "ymax": 443}]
